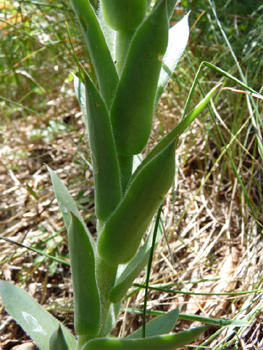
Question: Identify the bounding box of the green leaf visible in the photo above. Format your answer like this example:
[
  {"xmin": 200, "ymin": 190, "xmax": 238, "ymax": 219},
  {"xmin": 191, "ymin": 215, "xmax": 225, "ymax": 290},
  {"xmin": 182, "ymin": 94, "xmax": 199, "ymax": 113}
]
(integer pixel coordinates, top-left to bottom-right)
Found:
[
  {"xmin": 127, "ymin": 308, "xmax": 179, "ymax": 339},
  {"xmin": 82, "ymin": 326, "xmax": 208, "ymax": 350},
  {"xmin": 109, "ymin": 217, "xmax": 163, "ymax": 303},
  {"xmin": 167, "ymin": 0, "xmax": 179, "ymax": 19},
  {"xmin": 100, "ymin": 0, "xmax": 147, "ymax": 32},
  {"xmin": 149, "ymin": 83, "xmax": 221, "ymax": 164},
  {"xmin": 155, "ymin": 12, "xmax": 190, "ymax": 108},
  {"xmin": 98, "ymin": 141, "xmax": 175, "ymax": 266},
  {"xmin": 122, "ymin": 307, "xmax": 249, "ymax": 327},
  {"xmin": 73, "ymin": 74, "xmax": 88, "ymax": 132},
  {"xmin": 73, "ymin": 74, "xmax": 122, "ymax": 199},
  {"xmin": 110, "ymin": 0, "xmax": 169, "ymax": 155},
  {"xmin": 179, "ymin": 313, "xmax": 249, "ymax": 327},
  {"xmin": 83, "ymin": 71, "xmax": 122, "ymax": 222},
  {"xmin": 68, "ymin": 212, "xmax": 100, "ymax": 336},
  {"xmin": 49, "ymin": 325, "xmax": 69, "ymax": 350},
  {"xmin": 99, "ymin": 84, "xmax": 219, "ymax": 267},
  {"xmin": 0, "ymin": 281, "xmax": 76, "ymax": 350},
  {"xmin": 97, "ymin": 5, "xmax": 116, "ymax": 62},
  {"xmin": 47, "ymin": 166, "xmax": 95, "ymax": 249},
  {"xmin": 69, "ymin": 0, "xmax": 118, "ymax": 108},
  {"xmin": 26, "ymin": 183, "xmax": 39, "ymax": 200},
  {"xmin": 99, "ymin": 84, "xmax": 220, "ymax": 266}
]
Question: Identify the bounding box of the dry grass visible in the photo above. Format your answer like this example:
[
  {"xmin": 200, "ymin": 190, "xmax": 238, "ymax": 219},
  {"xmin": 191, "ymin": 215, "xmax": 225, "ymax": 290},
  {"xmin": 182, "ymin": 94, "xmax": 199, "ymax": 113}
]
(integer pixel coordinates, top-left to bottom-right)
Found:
[
  {"xmin": 1, "ymin": 1, "xmax": 263, "ymax": 349},
  {"xmin": 1, "ymin": 85, "xmax": 263, "ymax": 349}
]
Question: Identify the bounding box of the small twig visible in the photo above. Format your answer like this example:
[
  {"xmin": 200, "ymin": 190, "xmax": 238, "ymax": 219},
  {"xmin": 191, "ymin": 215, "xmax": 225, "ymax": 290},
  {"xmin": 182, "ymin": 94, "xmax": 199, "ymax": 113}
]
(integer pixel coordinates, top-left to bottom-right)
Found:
[{"xmin": 221, "ymin": 87, "xmax": 263, "ymax": 100}]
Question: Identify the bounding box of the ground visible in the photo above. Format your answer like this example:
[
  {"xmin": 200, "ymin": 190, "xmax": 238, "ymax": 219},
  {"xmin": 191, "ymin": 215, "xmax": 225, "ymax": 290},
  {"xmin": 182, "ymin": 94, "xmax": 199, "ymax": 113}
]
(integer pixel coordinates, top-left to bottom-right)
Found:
[{"xmin": 1, "ymin": 88, "xmax": 263, "ymax": 349}]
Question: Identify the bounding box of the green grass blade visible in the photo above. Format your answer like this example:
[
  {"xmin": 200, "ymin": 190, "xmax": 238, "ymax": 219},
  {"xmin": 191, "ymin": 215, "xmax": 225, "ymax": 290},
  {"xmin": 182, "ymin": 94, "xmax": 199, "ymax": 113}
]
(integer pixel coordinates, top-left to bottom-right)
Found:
[
  {"xmin": 208, "ymin": 0, "xmax": 263, "ymax": 160},
  {"xmin": 133, "ymin": 282, "xmax": 263, "ymax": 297},
  {"xmin": 142, "ymin": 204, "xmax": 163, "ymax": 337},
  {"xmin": 0, "ymin": 95, "xmax": 46, "ymax": 118},
  {"xmin": 122, "ymin": 307, "xmax": 249, "ymax": 327},
  {"xmin": 0, "ymin": 235, "xmax": 70, "ymax": 266},
  {"xmin": 182, "ymin": 61, "xmax": 261, "ymax": 120},
  {"xmin": 178, "ymin": 314, "xmax": 248, "ymax": 327}
]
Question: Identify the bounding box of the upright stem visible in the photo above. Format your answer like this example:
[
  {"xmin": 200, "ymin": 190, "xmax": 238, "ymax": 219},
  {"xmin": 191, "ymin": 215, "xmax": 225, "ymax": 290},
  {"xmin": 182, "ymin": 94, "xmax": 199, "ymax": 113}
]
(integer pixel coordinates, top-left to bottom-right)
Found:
[
  {"xmin": 118, "ymin": 154, "xmax": 133, "ymax": 193},
  {"xmin": 77, "ymin": 256, "xmax": 117, "ymax": 348},
  {"xmin": 115, "ymin": 30, "xmax": 134, "ymax": 76},
  {"xmin": 115, "ymin": 30, "xmax": 135, "ymax": 192},
  {"xmin": 95, "ymin": 254, "xmax": 117, "ymax": 337},
  {"xmin": 76, "ymin": 253, "xmax": 117, "ymax": 350}
]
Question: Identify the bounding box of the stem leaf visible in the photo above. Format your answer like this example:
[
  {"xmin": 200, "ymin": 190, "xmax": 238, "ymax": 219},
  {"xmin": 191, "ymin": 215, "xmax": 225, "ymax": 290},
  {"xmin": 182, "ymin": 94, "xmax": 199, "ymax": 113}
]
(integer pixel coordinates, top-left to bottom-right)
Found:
[
  {"xmin": 68, "ymin": 212, "xmax": 100, "ymax": 336},
  {"xmin": 155, "ymin": 11, "xmax": 190, "ymax": 108},
  {"xmin": 98, "ymin": 141, "xmax": 175, "ymax": 266},
  {"xmin": 73, "ymin": 74, "xmax": 88, "ymax": 132},
  {"xmin": 82, "ymin": 326, "xmax": 208, "ymax": 350},
  {"xmin": 69, "ymin": 0, "xmax": 118, "ymax": 108},
  {"xmin": 49, "ymin": 325, "xmax": 69, "ymax": 350},
  {"xmin": 128, "ymin": 308, "xmax": 179, "ymax": 339},
  {"xmin": 48, "ymin": 166, "xmax": 95, "ymax": 248},
  {"xmin": 83, "ymin": 71, "xmax": 122, "ymax": 223},
  {"xmin": 110, "ymin": 0, "xmax": 169, "ymax": 155},
  {"xmin": 109, "ymin": 215, "xmax": 163, "ymax": 303},
  {"xmin": 149, "ymin": 83, "xmax": 221, "ymax": 165},
  {"xmin": 0, "ymin": 281, "xmax": 76, "ymax": 350}
]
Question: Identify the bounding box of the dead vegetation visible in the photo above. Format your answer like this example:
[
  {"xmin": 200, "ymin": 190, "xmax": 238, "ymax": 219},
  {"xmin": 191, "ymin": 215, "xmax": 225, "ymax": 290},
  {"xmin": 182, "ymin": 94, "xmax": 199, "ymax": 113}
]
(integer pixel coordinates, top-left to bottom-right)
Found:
[
  {"xmin": 0, "ymin": 88, "xmax": 263, "ymax": 349},
  {"xmin": 1, "ymin": 1, "xmax": 263, "ymax": 349}
]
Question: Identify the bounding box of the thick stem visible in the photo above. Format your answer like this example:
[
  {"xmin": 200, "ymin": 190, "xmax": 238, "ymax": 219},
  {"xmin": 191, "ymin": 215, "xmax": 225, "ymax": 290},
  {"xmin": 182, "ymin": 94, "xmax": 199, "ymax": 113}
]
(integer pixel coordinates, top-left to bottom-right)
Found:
[
  {"xmin": 76, "ymin": 256, "xmax": 117, "ymax": 349},
  {"xmin": 95, "ymin": 254, "xmax": 117, "ymax": 337},
  {"xmin": 115, "ymin": 30, "xmax": 134, "ymax": 76},
  {"xmin": 118, "ymin": 154, "xmax": 133, "ymax": 193},
  {"xmin": 77, "ymin": 334, "xmax": 91, "ymax": 349}
]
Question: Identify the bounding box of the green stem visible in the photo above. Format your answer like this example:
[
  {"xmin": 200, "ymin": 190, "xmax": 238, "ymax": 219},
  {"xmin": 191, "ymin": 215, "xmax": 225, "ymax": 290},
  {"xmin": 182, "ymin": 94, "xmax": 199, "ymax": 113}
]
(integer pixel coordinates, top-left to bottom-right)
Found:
[
  {"xmin": 116, "ymin": 30, "xmax": 134, "ymax": 76},
  {"xmin": 95, "ymin": 255, "xmax": 118, "ymax": 336},
  {"xmin": 118, "ymin": 154, "xmax": 133, "ymax": 193},
  {"xmin": 77, "ymin": 256, "xmax": 117, "ymax": 348}
]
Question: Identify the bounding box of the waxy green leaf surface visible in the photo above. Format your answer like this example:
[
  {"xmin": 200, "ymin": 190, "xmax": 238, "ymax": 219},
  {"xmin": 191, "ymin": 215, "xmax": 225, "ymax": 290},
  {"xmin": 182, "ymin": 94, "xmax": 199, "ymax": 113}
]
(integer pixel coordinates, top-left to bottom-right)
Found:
[
  {"xmin": 48, "ymin": 166, "xmax": 95, "ymax": 248},
  {"xmin": 69, "ymin": 0, "xmax": 118, "ymax": 108},
  {"xmin": 127, "ymin": 308, "xmax": 179, "ymax": 339},
  {"xmin": 49, "ymin": 326, "xmax": 69, "ymax": 350},
  {"xmin": 83, "ymin": 71, "xmax": 121, "ymax": 222},
  {"xmin": 83, "ymin": 326, "xmax": 208, "ymax": 350},
  {"xmin": 155, "ymin": 11, "xmax": 190, "ymax": 108},
  {"xmin": 110, "ymin": 0, "xmax": 169, "ymax": 155},
  {"xmin": 109, "ymin": 217, "xmax": 163, "ymax": 303},
  {"xmin": 98, "ymin": 141, "xmax": 175, "ymax": 266},
  {"xmin": 0, "ymin": 281, "xmax": 76, "ymax": 350},
  {"xmin": 68, "ymin": 212, "xmax": 100, "ymax": 336}
]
